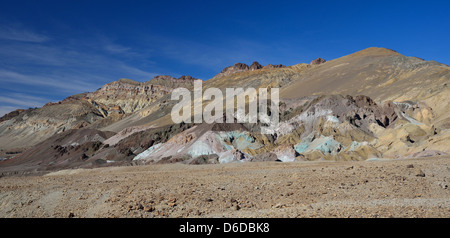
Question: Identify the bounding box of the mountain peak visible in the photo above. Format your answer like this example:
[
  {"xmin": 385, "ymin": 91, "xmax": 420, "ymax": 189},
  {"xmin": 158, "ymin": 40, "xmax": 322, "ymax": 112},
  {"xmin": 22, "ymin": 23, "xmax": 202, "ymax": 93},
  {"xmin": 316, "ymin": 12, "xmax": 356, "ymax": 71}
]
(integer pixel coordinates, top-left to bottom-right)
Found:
[
  {"xmin": 178, "ymin": 75, "xmax": 197, "ymax": 81},
  {"xmin": 231, "ymin": 62, "xmax": 250, "ymax": 71},
  {"xmin": 249, "ymin": 61, "xmax": 263, "ymax": 71},
  {"xmin": 310, "ymin": 58, "xmax": 326, "ymax": 65},
  {"xmin": 350, "ymin": 47, "xmax": 401, "ymax": 57},
  {"xmin": 214, "ymin": 63, "xmax": 250, "ymax": 78}
]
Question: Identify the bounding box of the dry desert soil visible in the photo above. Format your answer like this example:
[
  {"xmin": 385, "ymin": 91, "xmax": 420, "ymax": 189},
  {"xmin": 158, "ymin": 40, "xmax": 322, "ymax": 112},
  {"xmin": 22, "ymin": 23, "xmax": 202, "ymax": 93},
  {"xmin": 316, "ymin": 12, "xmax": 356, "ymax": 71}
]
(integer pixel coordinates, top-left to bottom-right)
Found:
[{"xmin": 0, "ymin": 156, "xmax": 449, "ymax": 218}]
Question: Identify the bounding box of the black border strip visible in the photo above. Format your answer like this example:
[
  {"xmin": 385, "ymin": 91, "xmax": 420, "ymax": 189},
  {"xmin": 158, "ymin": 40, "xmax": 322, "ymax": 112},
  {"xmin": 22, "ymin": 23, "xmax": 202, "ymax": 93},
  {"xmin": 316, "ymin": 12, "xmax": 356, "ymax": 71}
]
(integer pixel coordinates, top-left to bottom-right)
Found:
[{"xmin": 1, "ymin": 218, "xmax": 447, "ymax": 236}]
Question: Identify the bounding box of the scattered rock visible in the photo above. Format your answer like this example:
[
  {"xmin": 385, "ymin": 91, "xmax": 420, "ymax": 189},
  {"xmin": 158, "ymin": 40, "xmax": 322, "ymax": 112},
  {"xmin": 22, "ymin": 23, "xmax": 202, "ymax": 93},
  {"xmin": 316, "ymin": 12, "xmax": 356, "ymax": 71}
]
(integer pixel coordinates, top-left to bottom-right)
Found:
[
  {"xmin": 80, "ymin": 153, "xmax": 89, "ymax": 160},
  {"xmin": 274, "ymin": 203, "xmax": 286, "ymax": 209},
  {"xmin": 168, "ymin": 198, "xmax": 177, "ymax": 207},
  {"xmin": 438, "ymin": 182, "xmax": 448, "ymax": 189},
  {"xmin": 144, "ymin": 205, "xmax": 155, "ymax": 212},
  {"xmin": 415, "ymin": 168, "xmax": 426, "ymax": 177}
]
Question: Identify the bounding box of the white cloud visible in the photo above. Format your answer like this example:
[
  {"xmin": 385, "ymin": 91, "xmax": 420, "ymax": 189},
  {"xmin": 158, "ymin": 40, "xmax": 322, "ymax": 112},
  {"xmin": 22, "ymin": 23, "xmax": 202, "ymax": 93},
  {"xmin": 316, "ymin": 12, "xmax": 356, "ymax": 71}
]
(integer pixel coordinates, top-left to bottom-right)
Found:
[
  {"xmin": 0, "ymin": 69, "xmax": 98, "ymax": 93},
  {"xmin": 104, "ymin": 43, "xmax": 132, "ymax": 54},
  {"xmin": 0, "ymin": 93, "xmax": 48, "ymax": 108},
  {"xmin": 117, "ymin": 64, "xmax": 159, "ymax": 80},
  {"xmin": 0, "ymin": 26, "xmax": 49, "ymax": 43},
  {"xmin": 0, "ymin": 26, "xmax": 177, "ymax": 114},
  {"xmin": 146, "ymin": 35, "xmax": 274, "ymax": 75}
]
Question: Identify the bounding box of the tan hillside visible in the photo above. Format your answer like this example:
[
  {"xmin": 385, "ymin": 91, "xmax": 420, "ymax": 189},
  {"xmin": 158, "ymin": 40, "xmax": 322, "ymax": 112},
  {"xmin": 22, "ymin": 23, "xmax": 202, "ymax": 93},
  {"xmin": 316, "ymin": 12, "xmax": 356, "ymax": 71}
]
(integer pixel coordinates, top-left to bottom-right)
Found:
[{"xmin": 1, "ymin": 47, "xmax": 449, "ymax": 175}]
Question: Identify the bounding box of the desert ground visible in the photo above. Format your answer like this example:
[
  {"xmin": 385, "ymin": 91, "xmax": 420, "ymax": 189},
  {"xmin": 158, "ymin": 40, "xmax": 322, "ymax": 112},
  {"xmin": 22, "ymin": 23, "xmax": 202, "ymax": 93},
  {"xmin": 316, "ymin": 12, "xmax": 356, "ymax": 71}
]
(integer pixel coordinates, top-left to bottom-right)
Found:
[{"xmin": 0, "ymin": 156, "xmax": 449, "ymax": 218}]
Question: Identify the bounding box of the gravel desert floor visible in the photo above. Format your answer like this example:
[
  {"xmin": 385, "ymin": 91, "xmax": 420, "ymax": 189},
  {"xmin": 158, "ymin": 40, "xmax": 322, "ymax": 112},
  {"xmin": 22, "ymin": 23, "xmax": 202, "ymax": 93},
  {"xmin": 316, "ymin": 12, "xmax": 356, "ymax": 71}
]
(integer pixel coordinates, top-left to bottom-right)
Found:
[{"xmin": 0, "ymin": 156, "xmax": 449, "ymax": 218}]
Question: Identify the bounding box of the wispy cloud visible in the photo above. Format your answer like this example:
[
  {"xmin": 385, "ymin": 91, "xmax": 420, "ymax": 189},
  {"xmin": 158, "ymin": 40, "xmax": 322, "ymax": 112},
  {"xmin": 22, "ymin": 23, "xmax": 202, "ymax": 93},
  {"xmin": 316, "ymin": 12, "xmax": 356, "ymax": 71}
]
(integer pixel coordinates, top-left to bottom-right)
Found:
[
  {"xmin": 117, "ymin": 64, "xmax": 159, "ymax": 80},
  {"xmin": 0, "ymin": 43, "xmax": 67, "ymax": 66},
  {"xmin": 0, "ymin": 25, "xmax": 49, "ymax": 43},
  {"xmin": 104, "ymin": 43, "xmax": 132, "ymax": 54},
  {"xmin": 0, "ymin": 25, "xmax": 164, "ymax": 117},
  {"xmin": 1, "ymin": 23, "xmax": 266, "ymax": 117},
  {"xmin": 0, "ymin": 69, "xmax": 98, "ymax": 93},
  {"xmin": 0, "ymin": 106, "xmax": 19, "ymax": 117},
  {"xmin": 0, "ymin": 35, "xmax": 159, "ymax": 86},
  {"xmin": 0, "ymin": 93, "xmax": 48, "ymax": 108},
  {"xmin": 146, "ymin": 35, "xmax": 276, "ymax": 74},
  {"xmin": 0, "ymin": 93, "xmax": 51, "ymax": 117}
]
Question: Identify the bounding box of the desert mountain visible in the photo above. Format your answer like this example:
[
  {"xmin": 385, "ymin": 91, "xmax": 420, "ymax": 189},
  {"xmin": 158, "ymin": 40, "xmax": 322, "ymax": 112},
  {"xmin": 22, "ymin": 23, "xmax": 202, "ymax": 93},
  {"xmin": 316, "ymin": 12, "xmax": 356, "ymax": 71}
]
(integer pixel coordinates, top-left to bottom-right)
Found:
[
  {"xmin": 0, "ymin": 75, "xmax": 196, "ymax": 151},
  {"xmin": 1, "ymin": 47, "xmax": 449, "ymax": 174}
]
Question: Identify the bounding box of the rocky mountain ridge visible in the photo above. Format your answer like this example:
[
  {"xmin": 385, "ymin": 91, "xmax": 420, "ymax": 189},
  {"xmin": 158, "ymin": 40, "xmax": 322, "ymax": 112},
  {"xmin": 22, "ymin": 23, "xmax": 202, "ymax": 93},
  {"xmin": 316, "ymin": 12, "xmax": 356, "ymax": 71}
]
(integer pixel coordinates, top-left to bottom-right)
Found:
[
  {"xmin": 214, "ymin": 61, "xmax": 286, "ymax": 78},
  {"xmin": 1, "ymin": 47, "xmax": 449, "ymax": 174}
]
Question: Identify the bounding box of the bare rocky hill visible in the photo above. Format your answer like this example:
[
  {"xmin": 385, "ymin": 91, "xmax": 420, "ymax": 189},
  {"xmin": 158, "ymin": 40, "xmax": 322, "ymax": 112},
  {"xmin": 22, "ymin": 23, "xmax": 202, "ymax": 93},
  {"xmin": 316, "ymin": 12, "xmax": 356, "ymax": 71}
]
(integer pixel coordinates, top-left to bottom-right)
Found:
[{"xmin": 0, "ymin": 47, "xmax": 449, "ymax": 175}]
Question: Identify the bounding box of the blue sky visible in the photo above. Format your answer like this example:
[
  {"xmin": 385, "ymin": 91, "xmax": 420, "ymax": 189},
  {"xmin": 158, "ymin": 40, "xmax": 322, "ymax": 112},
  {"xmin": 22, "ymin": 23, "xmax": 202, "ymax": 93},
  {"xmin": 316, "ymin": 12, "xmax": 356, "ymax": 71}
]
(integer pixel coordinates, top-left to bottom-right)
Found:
[{"xmin": 0, "ymin": 0, "xmax": 449, "ymax": 116}]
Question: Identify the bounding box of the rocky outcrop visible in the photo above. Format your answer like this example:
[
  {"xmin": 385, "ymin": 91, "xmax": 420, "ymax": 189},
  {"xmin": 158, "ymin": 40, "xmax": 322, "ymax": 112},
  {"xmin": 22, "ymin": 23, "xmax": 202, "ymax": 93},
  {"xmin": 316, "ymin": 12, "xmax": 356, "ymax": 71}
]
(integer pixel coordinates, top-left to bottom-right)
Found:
[
  {"xmin": 263, "ymin": 64, "xmax": 286, "ymax": 69},
  {"xmin": 249, "ymin": 61, "xmax": 263, "ymax": 71},
  {"xmin": 0, "ymin": 109, "xmax": 27, "ymax": 123},
  {"xmin": 310, "ymin": 57, "xmax": 326, "ymax": 65},
  {"xmin": 150, "ymin": 75, "xmax": 197, "ymax": 88},
  {"xmin": 131, "ymin": 123, "xmax": 261, "ymax": 164},
  {"xmin": 86, "ymin": 75, "xmax": 196, "ymax": 114},
  {"xmin": 125, "ymin": 94, "xmax": 408, "ymax": 164},
  {"xmin": 214, "ymin": 62, "xmax": 286, "ymax": 78},
  {"xmin": 346, "ymin": 95, "xmax": 398, "ymax": 130},
  {"xmin": 270, "ymin": 145, "xmax": 299, "ymax": 162},
  {"xmin": 251, "ymin": 152, "xmax": 279, "ymax": 162},
  {"xmin": 214, "ymin": 63, "xmax": 250, "ymax": 78},
  {"xmin": 278, "ymin": 95, "xmax": 399, "ymax": 137}
]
